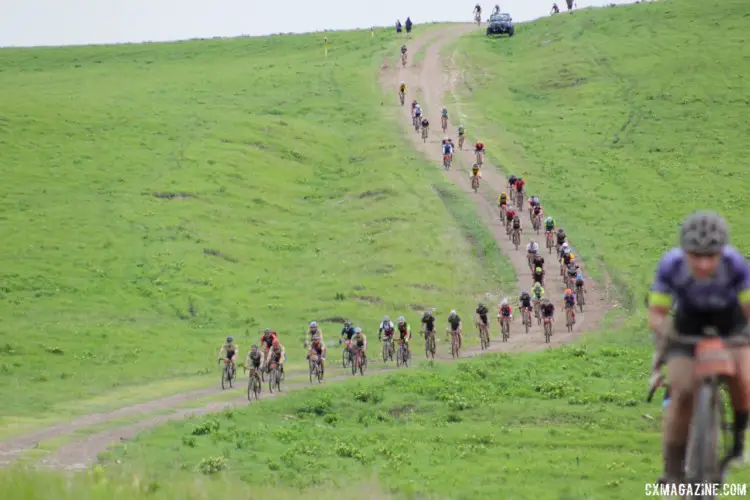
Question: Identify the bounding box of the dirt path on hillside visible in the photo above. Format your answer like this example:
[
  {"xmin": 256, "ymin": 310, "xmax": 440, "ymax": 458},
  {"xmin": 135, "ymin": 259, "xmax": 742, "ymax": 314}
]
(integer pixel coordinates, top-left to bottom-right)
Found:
[{"xmin": 0, "ymin": 25, "xmax": 614, "ymax": 471}]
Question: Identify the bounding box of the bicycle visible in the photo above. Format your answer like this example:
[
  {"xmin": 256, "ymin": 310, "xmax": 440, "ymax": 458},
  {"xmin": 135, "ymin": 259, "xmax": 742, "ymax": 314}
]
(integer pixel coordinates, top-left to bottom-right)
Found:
[
  {"xmin": 499, "ymin": 204, "xmax": 506, "ymax": 221},
  {"xmin": 533, "ymin": 300, "xmax": 542, "ymax": 325},
  {"xmin": 512, "ymin": 228, "xmax": 521, "ymax": 250},
  {"xmin": 546, "ymin": 231, "xmax": 554, "ymax": 254},
  {"xmin": 396, "ymin": 339, "xmax": 410, "ymax": 367},
  {"xmin": 449, "ymin": 329, "xmax": 461, "ymax": 358},
  {"xmin": 267, "ymin": 361, "xmax": 282, "ymax": 393},
  {"xmin": 576, "ymin": 284, "xmax": 586, "ymax": 311},
  {"xmin": 381, "ymin": 336, "xmax": 395, "ymax": 363},
  {"xmin": 422, "ymin": 125, "xmax": 429, "ymax": 142},
  {"xmin": 341, "ymin": 342, "xmax": 353, "ymax": 368},
  {"xmin": 646, "ymin": 328, "xmax": 746, "ymax": 484},
  {"xmin": 533, "ymin": 215, "xmax": 541, "ymax": 234},
  {"xmin": 458, "ymin": 134, "xmax": 465, "ymax": 150},
  {"xmin": 475, "ymin": 149, "xmax": 483, "ymax": 166},
  {"xmin": 423, "ymin": 329, "xmax": 436, "ymax": 359},
  {"xmin": 443, "ymin": 153, "xmax": 452, "ymax": 170},
  {"xmin": 477, "ymin": 321, "xmax": 490, "ymax": 350},
  {"xmin": 401, "ymin": 52, "xmax": 407, "ymax": 67},
  {"xmin": 565, "ymin": 307, "xmax": 575, "ymax": 333},
  {"xmin": 219, "ymin": 358, "xmax": 236, "ymax": 390},
  {"xmin": 399, "ymin": 90, "xmax": 405, "ymax": 106},
  {"xmin": 413, "ymin": 115, "xmax": 420, "ymax": 132},
  {"xmin": 308, "ymin": 354, "xmax": 324, "ymax": 384},
  {"xmin": 474, "ymin": 12, "xmax": 481, "ymax": 25},
  {"xmin": 245, "ymin": 365, "xmax": 262, "ymax": 401},
  {"xmin": 471, "ymin": 175, "xmax": 480, "ymax": 193},
  {"xmin": 543, "ymin": 316, "xmax": 553, "ymax": 343},
  {"xmin": 500, "ymin": 317, "xmax": 510, "ymax": 342},
  {"xmin": 522, "ymin": 307, "xmax": 532, "ymax": 334},
  {"xmin": 351, "ymin": 346, "xmax": 367, "ymax": 375},
  {"xmin": 515, "ymin": 190, "xmax": 524, "ymax": 208}
]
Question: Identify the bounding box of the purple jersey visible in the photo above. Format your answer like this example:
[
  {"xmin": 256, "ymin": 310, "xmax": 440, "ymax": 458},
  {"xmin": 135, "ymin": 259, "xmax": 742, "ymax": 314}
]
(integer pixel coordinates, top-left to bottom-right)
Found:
[{"xmin": 650, "ymin": 246, "xmax": 750, "ymax": 314}]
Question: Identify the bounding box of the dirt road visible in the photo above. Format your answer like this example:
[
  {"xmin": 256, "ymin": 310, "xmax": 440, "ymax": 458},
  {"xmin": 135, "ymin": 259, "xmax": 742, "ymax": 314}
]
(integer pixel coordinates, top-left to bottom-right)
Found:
[{"xmin": 0, "ymin": 24, "xmax": 613, "ymax": 471}]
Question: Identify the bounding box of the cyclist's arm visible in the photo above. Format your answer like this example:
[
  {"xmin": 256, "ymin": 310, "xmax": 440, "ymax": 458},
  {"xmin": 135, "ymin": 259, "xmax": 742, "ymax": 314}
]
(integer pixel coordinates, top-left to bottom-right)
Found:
[{"xmin": 217, "ymin": 346, "xmax": 226, "ymax": 358}]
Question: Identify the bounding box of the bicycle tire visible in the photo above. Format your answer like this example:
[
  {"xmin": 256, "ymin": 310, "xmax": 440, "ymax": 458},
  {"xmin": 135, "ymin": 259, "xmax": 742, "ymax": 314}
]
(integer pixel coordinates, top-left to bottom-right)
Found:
[
  {"xmin": 221, "ymin": 365, "xmax": 229, "ymax": 390},
  {"xmin": 685, "ymin": 381, "xmax": 722, "ymax": 483}
]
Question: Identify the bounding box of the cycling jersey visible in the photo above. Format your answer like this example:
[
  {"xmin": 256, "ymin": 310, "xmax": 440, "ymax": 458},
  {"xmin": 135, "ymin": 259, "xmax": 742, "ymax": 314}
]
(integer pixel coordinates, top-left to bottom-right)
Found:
[
  {"xmin": 379, "ymin": 321, "xmax": 395, "ymax": 335},
  {"xmin": 421, "ymin": 119, "xmax": 429, "ymax": 127},
  {"xmin": 220, "ymin": 343, "xmax": 238, "ymax": 359},
  {"xmin": 564, "ymin": 294, "xmax": 576, "ymax": 308},
  {"xmin": 341, "ymin": 326, "xmax": 356, "ymax": 340},
  {"xmin": 505, "ymin": 210, "xmax": 516, "ymax": 222},
  {"xmin": 448, "ymin": 315, "xmax": 461, "ymax": 330},
  {"xmin": 443, "ymin": 143, "xmax": 453, "ymax": 155},
  {"xmin": 260, "ymin": 333, "xmax": 278, "ymax": 349},
  {"xmin": 422, "ymin": 314, "xmax": 436, "ymax": 332},
  {"xmin": 441, "ymin": 109, "xmax": 448, "ymax": 117},
  {"xmin": 246, "ymin": 350, "xmax": 262, "ymax": 368},
  {"xmin": 649, "ymin": 246, "xmax": 750, "ymax": 336},
  {"xmin": 499, "ymin": 305, "xmax": 512, "ymax": 317},
  {"xmin": 519, "ymin": 294, "xmax": 532, "ymax": 308},
  {"xmin": 556, "ymin": 233, "xmax": 567, "ymax": 245},
  {"xmin": 541, "ymin": 304, "xmax": 555, "ymax": 318},
  {"xmin": 532, "ymin": 287, "xmax": 545, "ymax": 300},
  {"xmin": 397, "ymin": 324, "xmax": 410, "ymax": 339},
  {"xmin": 545, "ymin": 220, "xmax": 555, "ymax": 230},
  {"xmin": 457, "ymin": 127, "xmax": 465, "ymax": 136},
  {"xmin": 512, "ymin": 219, "xmax": 521, "ymax": 229},
  {"xmin": 472, "ymin": 167, "xmax": 480, "ymax": 176},
  {"xmin": 476, "ymin": 306, "xmax": 489, "ymax": 323}
]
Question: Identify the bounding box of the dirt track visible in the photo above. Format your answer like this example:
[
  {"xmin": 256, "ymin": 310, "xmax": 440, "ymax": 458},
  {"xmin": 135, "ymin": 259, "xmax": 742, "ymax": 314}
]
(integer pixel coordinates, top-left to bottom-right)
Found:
[{"xmin": 0, "ymin": 24, "xmax": 613, "ymax": 471}]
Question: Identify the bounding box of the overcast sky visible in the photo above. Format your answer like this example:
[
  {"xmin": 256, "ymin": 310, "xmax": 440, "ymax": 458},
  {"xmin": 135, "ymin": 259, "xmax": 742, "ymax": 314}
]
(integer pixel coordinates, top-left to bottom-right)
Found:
[{"xmin": 2, "ymin": 0, "xmax": 640, "ymax": 48}]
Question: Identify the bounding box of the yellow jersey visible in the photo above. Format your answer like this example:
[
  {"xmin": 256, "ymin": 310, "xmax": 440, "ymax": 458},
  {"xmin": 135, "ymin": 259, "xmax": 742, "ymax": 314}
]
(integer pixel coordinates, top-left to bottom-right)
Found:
[{"xmin": 399, "ymin": 84, "xmax": 406, "ymax": 92}]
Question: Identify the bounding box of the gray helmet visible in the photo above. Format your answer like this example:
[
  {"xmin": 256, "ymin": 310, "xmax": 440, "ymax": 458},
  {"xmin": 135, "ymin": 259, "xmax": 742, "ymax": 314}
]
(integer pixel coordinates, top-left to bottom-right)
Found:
[
  {"xmin": 680, "ymin": 211, "xmax": 728, "ymax": 255},
  {"xmin": 354, "ymin": 327, "xmax": 362, "ymax": 334},
  {"xmin": 226, "ymin": 336, "xmax": 234, "ymax": 343}
]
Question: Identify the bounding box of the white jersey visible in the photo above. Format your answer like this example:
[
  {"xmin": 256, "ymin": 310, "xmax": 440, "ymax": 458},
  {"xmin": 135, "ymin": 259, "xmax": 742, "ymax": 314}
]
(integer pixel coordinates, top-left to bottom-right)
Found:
[
  {"xmin": 526, "ymin": 242, "xmax": 539, "ymax": 253},
  {"xmin": 380, "ymin": 320, "xmax": 395, "ymax": 332}
]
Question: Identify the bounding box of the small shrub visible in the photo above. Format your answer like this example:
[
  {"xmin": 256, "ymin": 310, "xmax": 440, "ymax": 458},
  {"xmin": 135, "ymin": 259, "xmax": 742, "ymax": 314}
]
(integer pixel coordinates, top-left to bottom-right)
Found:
[
  {"xmin": 191, "ymin": 418, "xmax": 220, "ymax": 436},
  {"xmin": 182, "ymin": 435, "xmax": 196, "ymax": 447},
  {"xmin": 196, "ymin": 456, "xmax": 227, "ymax": 475}
]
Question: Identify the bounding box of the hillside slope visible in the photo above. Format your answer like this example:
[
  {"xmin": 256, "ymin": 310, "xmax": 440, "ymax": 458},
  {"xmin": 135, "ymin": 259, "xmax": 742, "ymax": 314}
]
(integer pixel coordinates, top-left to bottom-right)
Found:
[
  {"xmin": 450, "ymin": 0, "xmax": 750, "ymax": 318},
  {"xmin": 0, "ymin": 28, "xmax": 512, "ymax": 421}
]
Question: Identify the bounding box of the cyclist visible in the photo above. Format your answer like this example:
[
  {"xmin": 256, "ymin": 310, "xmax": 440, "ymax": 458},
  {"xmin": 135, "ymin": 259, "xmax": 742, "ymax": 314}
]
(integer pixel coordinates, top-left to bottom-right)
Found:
[
  {"xmin": 399, "ymin": 81, "xmax": 406, "ymax": 95},
  {"xmin": 457, "ymin": 125, "xmax": 465, "ymax": 147},
  {"xmin": 340, "ymin": 320, "xmax": 357, "ymax": 360},
  {"xmin": 378, "ymin": 315, "xmax": 396, "ymax": 340},
  {"xmin": 447, "ymin": 310, "xmax": 463, "ymax": 349},
  {"xmin": 544, "ymin": 216, "xmax": 555, "ymax": 231},
  {"xmin": 519, "ymin": 290, "xmax": 533, "ymax": 323},
  {"xmin": 648, "ymin": 212, "xmax": 750, "ymax": 483},
  {"xmin": 533, "ymin": 266, "xmax": 545, "ymax": 286},
  {"xmin": 473, "ymin": 3, "xmax": 482, "ymax": 19},
  {"xmin": 575, "ymin": 272, "xmax": 586, "ymax": 293},
  {"xmin": 474, "ymin": 140, "xmax": 485, "ymax": 162},
  {"xmin": 470, "ymin": 163, "xmax": 481, "ymax": 181},
  {"xmin": 556, "ymin": 227, "xmax": 567, "ymax": 248},
  {"xmin": 532, "ymin": 202, "xmax": 543, "ymax": 221},
  {"xmin": 512, "ymin": 214, "xmax": 522, "ymax": 234},
  {"xmin": 351, "ymin": 327, "xmax": 368, "ymax": 362},
  {"xmin": 396, "ymin": 316, "xmax": 412, "ymax": 358},
  {"xmin": 421, "ymin": 309, "xmax": 436, "ymax": 340},
  {"xmin": 514, "ymin": 176, "xmax": 526, "ymax": 195},
  {"xmin": 566, "ymin": 260, "xmax": 580, "ymax": 286},
  {"xmin": 259, "ymin": 328, "xmax": 278, "ymax": 366},
  {"xmin": 476, "ymin": 302, "xmax": 490, "ymax": 338},
  {"xmin": 497, "ymin": 298, "xmax": 513, "ymax": 325},
  {"xmin": 532, "ymin": 252, "xmax": 545, "ymax": 272},
  {"xmin": 308, "ymin": 333, "xmax": 326, "ymax": 374},
  {"xmin": 421, "ymin": 116, "xmax": 430, "ymax": 132},
  {"xmin": 266, "ymin": 338, "xmax": 286, "ymax": 376},
  {"xmin": 531, "ymin": 282, "xmax": 545, "ymax": 315},
  {"xmin": 442, "ymin": 137, "xmax": 454, "ymax": 161},
  {"xmin": 245, "ymin": 344, "xmax": 262, "ymax": 374},
  {"xmin": 411, "ymin": 99, "xmax": 418, "ymax": 111},
  {"xmin": 507, "ymin": 174, "xmax": 518, "ymax": 193},
  {"xmin": 218, "ymin": 336, "xmax": 239, "ymax": 373},
  {"xmin": 540, "ymin": 298, "xmax": 555, "ymax": 324},
  {"xmin": 526, "ymin": 239, "xmax": 540, "ymax": 265},
  {"xmin": 563, "ymin": 288, "xmax": 576, "ymax": 324},
  {"xmin": 497, "ymin": 191, "xmax": 508, "ymax": 209},
  {"xmin": 505, "ymin": 204, "xmax": 516, "ymax": 231},
  {"xmin": 414, "ymin": 104, "xmax": 422, "ymax": 121},
  {"xmin": 441, "ymin": 106, "xmax": 449, "ymax": 121},
  {"xmin": 307, "ymin": 321, "xmax": 324, "ymax": 344},
  {"xmin": 400, "ymin": 45, "xmax": 407, "ymax": 57},
  {"xmin": 528, "ymin": 195, "xmax": 540, "ymax": 210}
]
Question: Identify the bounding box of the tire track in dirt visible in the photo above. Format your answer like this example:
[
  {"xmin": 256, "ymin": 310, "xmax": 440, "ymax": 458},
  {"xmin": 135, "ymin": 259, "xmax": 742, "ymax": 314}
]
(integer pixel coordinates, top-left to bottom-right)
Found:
[{"xmin": 1, "ymin": 24, "xmax": 615, "ymax": 471}]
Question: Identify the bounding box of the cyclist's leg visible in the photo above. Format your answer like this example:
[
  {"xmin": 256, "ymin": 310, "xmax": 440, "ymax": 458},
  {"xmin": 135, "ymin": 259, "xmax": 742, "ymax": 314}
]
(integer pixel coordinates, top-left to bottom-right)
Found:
[
  {"xmin": 662, "ymin": 332, "xmax": 695, "ymax": 482},
  {"xmin": 728, "ymin": 345, "xmax": 750, "ymax": 456}
]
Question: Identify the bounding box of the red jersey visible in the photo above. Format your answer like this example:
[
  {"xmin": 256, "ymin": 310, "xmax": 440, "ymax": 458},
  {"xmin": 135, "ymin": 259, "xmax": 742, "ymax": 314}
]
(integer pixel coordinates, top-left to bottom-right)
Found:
[
  {"xmin": 260, "ymin": 332, "xmax": 278, "ymax": 348},
  {"xmin": 515, "ymin": 179, "xmax": 525, "ymax": 191},
  {"xmin": 499, "ymin": 305, "xmax": 512, "ymax": 316},
  {"xmin": 506, "ymin": 209, "xmax": 516, "ymax": 220}
]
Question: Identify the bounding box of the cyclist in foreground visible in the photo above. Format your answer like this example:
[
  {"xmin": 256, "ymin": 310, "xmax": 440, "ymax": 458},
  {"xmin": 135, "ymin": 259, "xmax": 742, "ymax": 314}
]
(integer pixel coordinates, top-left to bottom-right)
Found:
[
  {"xmin": 474, "ymin": 140, "xmax": 485, "ymax": 164},
  {"xmin": 519, "ymin": 290, "xmax": 533, "ymax": 323},
  {"xmin": 470, "ymin": 163, "xmax": 481, "ymax": 183},
  {"xmin": 497, "ymin": 191, "xmax": 508, "ymax": 211},
  {"xmin": 497, "ymin": 298, "xmax": 513, "ymax": 329},
  {"xmin": 245, "ymin": 344, "xmax": 262, "ymax": 375},
  {"xmin": 307, "ymin": 321, "xmax": 324, "ymax": 344},
  {"xmin": 308, "ymin": 333, "xmax": 326, "ymax": 374},
  {"xmin": 648, "ymin": 211, "xmax": 750, "ymax": 485},
  {"xmin": 442, "ymin": 137, "xmax": 454, "ymax": 164},
  {"xmin": 421, "ymin": 309, "xmax": 437, "ymax": 347}
]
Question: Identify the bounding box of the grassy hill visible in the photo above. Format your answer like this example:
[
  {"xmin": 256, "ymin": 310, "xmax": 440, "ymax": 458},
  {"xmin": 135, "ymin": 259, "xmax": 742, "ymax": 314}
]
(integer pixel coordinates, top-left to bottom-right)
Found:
[
  {"xmin": 82, "ymin": 1, "xmax": 748, "ymax": 498},
  {"xmin": 0, "ymin": 26, "xmax": 512, "ymax": 425},
  {"xmin": 447, "ymin": 0, "xmax": 750, "ymax": 315}
]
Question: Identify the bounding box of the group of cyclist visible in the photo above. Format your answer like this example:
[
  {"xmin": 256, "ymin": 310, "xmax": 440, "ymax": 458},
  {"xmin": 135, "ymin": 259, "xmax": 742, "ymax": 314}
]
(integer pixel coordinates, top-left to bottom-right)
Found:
[{"xmin": 493, "ymin": 172, "xmax": 586, "ymax": 333}]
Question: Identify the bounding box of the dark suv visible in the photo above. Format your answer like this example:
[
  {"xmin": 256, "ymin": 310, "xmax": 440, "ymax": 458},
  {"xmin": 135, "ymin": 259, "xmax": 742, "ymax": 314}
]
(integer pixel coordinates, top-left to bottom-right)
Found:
[{"xmin": 486, "ymin": 13, "xmax": 515, "ymax": 37}]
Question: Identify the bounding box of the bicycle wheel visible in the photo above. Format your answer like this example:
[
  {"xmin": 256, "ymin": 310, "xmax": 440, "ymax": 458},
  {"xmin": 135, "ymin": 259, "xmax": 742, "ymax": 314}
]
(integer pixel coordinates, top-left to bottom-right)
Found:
[
  {"xmin": 359, "ymin": 355, "xmax": 367, "ymax": 375},
  {"xmin": 268, "ymin": 368, "xmax": 276, "ymax": 393},
  {"xmin": 685, "ymin": 381, "xmax": 722, "ymax": 483},
  {"xmin": 382, "ymin": 343, "xmax": 389, "ymax": 363},
  {"xmin": 544, "ymin": 322, "xmax": 551, "ymax": 343},
  {"xmin": 221, "ymin": 365, "xmax": 229, "ymax": 390},
  {"xmin": 351, "ymin": 354, "xmax": 358, "ymax": 375},
  {"xmin": 275, "ymin": 368, "xmax": 282, "ymax": 391},
  {"xmin": 309, "ymin": 359, "xmax": 315, "ymax": 383},
  {"xmin": 342, "ymin": 348, "xmax": 349, "ymax": 368},
  {"xmin": 402, "ymin": 345, "xmax": 409, "ymax": 367}
]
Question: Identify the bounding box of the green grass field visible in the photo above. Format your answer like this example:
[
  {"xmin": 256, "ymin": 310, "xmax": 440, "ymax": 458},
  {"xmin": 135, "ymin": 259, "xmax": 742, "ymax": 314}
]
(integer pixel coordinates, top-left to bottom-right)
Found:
[
  {"xmin": 447, "ymin": 0, "xmax": 750, "ymax": 316},
  {"xmin": 0, "ymin": 26, "xmax": 512, "ymax": 422}
]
